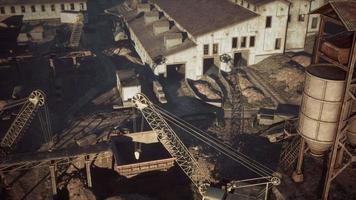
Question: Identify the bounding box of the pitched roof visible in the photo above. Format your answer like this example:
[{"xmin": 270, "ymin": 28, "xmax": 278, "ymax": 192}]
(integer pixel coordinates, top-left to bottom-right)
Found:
[
  {"xmin": 245, "ymin": 0, "xmax": 290, "ymax": 6},
  {"xmin": 312, "ymin": 0, "xmax": 356, "ymax": 31},
  {"xmin": 154, "ymin": 0, "xmax": 258, "ymax": 37},
  {"xmin": 0, "ymin": 0, "xmax": 86, "ymax": 5}
]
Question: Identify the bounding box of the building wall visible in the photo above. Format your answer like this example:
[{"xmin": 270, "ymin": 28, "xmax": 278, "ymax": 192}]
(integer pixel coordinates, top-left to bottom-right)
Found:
[
  {"xmin": 307, "ymin": 0, "xmax": 327, "ymax": 35},
  {"xmin": 0, "ymin": 1, "xmax": 87, "ymax": 21},
  {"xmin": 285, "ymin": 0, "xmax": 310, "ymax": 51}
]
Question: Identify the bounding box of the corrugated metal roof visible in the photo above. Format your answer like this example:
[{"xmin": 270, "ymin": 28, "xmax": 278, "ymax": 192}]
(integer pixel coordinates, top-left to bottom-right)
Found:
[
  {"xmin": 312, "ymin": 0, "xmax": 356, "ymax": 31},
  {"xmin": 0, "ymin": 0, "xmax": 86, "ymax": 6},
  {"xmin": 154, "ymin": 0, "xmax": 259, "ymax": 37}
]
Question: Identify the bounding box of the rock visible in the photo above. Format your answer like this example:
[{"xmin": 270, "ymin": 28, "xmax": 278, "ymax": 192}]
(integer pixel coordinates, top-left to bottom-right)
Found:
[
  {"xmin": 238, "ymin": 73, "xmax": 253, "ymax": 90},
  {"xmin": 106, "ymin": 194, "xmax": 154, "ymax": 200},
  {"xmin": 270, "ymin": 67, "xmax": 304, "ymax": 90},
  {"xmin": 67, "ymin": 178, "xmax": 96, "ymax": 200},
  {"xmin": 242, "ymin": 88, "xmax": 265, "ymax": 103}
]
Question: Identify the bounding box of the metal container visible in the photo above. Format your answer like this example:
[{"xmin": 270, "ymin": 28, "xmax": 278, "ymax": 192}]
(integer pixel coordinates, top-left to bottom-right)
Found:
[{"xmin": 298, "ymin": 64, "xmax": 346, "ymax": 157}]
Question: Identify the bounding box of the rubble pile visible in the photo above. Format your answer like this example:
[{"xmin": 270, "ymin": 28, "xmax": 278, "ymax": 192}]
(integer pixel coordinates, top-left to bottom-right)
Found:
[
  {"xmin": 270, "ymin": 67, "xmax": 304, "ymax": 91},
  {"xmin": 194, "ymin": 82, "xmax": 221, "ymax": 100},
  {"xmin": 67, "ymin": 178, "xmax": 96, "ymax": 200},
  {"xmin": 237, "ymin": 72, "xmax": 265, "ymax": 104}
]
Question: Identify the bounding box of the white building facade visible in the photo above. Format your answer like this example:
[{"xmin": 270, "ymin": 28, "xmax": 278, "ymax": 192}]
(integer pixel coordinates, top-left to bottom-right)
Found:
[{"xmin": 0, "ymin": 0, "xmax": 87, "ymax": 21}]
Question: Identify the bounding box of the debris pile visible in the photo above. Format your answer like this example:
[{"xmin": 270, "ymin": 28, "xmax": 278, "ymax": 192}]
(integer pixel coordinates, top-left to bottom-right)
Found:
[
  {"xmin": 237, "ymin": 72, "xmax": 265, "ymax": 104},
  {"xmin": 67, "ymin": 178, "xmax": 96, "ymax": 200},
  {"xmin": 194, "ymin": 82, "xmax": 221, "ymax": 100},
  {"xmin": 270, "ymin": 67, "xmax": 304, "ymax": 91}
]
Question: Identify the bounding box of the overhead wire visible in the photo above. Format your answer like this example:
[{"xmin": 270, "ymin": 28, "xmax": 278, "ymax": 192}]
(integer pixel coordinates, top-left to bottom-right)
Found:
[{"xmin": 153, "ymin": 104, "xmax": 275, "ymax": 177}]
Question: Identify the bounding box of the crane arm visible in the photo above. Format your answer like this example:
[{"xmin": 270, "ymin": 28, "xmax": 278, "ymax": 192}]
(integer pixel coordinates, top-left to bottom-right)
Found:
[
  {"xmin": 132, "ymin": 93, "xmax": 209, "ymax": 194},
  {"xmin": 1, "ymin": 90, "xmax": 45, "ymax": 151}
]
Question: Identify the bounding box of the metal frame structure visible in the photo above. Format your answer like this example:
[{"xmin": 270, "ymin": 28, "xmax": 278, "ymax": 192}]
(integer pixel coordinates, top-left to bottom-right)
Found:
[
  {"xmin": 292, "ymin": 4, "xmax": 356, "ymax": 199},
  {"xmin": 132, "ymin": 93, "xmax": 209, "ymax": 194}
]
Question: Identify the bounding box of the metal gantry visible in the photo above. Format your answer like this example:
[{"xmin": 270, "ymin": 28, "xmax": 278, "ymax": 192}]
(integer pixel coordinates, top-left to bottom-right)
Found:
[
  {"xmin": 1, "ymin": 90, "xmax": 45, "ymax": 154},
  {"xmin": 132, "ymin": 93, "xmax": 209, "ymax": 194}
]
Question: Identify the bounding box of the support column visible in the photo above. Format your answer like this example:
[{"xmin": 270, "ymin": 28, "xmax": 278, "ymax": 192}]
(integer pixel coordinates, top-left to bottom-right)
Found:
[
  {"xmin": 85, "ymin": 156, "xmax": 92, "ymax": 188},
  {"xmin": 49, "ymin": 164, "xmax": 57, "ymax": 196},
  {"xmin": 292, "ymin": 138, "xmax": 305, "ymax": 182}
]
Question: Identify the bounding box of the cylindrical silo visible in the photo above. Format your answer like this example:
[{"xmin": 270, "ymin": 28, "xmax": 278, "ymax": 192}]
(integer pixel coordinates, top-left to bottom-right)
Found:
[{"xmin": 298, "ymin": 64, "xmax": 346, "ymax": 157}]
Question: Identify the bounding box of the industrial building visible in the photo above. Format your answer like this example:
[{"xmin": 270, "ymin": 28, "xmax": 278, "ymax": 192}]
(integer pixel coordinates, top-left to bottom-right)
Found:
[
  {"xmin": 0, "ymin": 0, "xmax": 87, "ymax": 21},
  {"xmin": 109, "ymin": 0, "xmax": 332, "ymax": 80}
]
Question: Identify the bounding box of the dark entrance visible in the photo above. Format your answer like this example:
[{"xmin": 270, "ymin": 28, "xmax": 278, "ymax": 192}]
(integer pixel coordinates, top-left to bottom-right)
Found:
[
  {"xmin": 166, "ymin": 64, "xmax": 185, "ymax": 80},
  {"xmin": 234, "ymin": 52, "xmax": 246, "ymax": 67},
  {"xmin": 203, "ymin": 58, "xmax": 215, "ymax": 74}
]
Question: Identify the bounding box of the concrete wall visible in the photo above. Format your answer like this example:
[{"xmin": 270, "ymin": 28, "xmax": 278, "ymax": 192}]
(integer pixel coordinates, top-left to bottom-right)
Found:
[
  {"xmin": 0, "ymin": 1, "xmax": 87, "ymax": 21},
  {"xmin": 285, "ymin": 0, "xmax": 310, "ymax": 51}
]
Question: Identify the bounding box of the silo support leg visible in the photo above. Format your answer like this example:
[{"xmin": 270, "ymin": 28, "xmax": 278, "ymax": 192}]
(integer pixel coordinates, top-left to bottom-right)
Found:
[
  {"xmin": 292, "ymin": 138, "xmax": 305, "ymax": 183},
  {"xmin": 335, "ymin": 146, "xmax": 344, "ymax": 169}
]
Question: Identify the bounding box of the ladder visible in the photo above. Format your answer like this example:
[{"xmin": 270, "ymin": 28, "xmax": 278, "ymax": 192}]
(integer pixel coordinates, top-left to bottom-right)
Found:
[{"xmin": 279, "ymin": 136, "xmax": 301, "ymax": 172}]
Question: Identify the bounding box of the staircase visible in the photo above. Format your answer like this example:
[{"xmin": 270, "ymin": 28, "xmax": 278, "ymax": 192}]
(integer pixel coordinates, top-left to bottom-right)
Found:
[
  {"xmin": 68, "ymin": 22, "xmax": 83, "ymax": 48},
  {"xmin": 279, "ymin": 135, "xmax": 301, "ymax": 172}
]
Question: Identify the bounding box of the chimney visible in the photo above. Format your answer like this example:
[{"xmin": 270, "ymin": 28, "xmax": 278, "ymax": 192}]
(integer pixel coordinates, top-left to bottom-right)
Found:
[
  {"xmin": 137, "ymin": 3, "xmax": 151, "ymax": 13},
  {"xmin": 164, "ymin": 33, "xmax": 183, "ymax": 49},
  {"xmin": 153, "ymin": 20, "xmax": 170, "ymax": 35},
  {"xmin": 144, "ymin": 11, "xmax": 159, "ymax": 24}
]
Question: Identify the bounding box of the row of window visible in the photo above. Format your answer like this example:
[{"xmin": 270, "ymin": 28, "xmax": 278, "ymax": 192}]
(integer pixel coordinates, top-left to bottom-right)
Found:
[
  {"xmin": 267, "ymin": 15, "xmax": 318, "ymax": 29},
  {"xmin": 0, "ymin": 3, "xmax": 84, "ymax": 14},
  {"xmin": 202, "ymin": 36, "xmax": 257, "ymax": 56}
]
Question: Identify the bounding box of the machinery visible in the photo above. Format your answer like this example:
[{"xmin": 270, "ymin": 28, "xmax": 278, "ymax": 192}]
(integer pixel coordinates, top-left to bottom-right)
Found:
[
  {"xmin": 0, "ymin": 90, "xmax": 51, "ymax": 159},
  {"xmin": 132, "ymin": 93, "xmax": 280, "ymax": 199}
]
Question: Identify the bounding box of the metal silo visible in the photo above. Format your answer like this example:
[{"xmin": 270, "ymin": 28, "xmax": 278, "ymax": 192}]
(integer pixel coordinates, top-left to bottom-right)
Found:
[{"xmin": 297, "ymin": 64, "xmax": 346, "ymax": 157}]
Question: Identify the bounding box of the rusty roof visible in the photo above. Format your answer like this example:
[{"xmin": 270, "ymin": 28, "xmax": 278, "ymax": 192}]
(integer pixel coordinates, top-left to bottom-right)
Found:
[
  {"xmin": 312, "ymin": 1, "xmax": 356, "ymax": 31},
  {"xmin": 154, "ymin": 0, "xmax": 258, "ymax": 37},
  {"xmin": 107, "ymin": 3, "xmax": 196, "ymax": 60},
  {"xmin": 0, "ymin": 0, "xmax": 86, "ymax": 5}
]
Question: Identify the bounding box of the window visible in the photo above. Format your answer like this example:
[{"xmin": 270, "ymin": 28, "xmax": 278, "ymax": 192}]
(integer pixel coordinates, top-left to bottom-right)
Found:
[
  {"xmin": 70, "ymin": 3, "xmax": 75, "ymax": 10},
  {"xmin": 80, "ymin": 3, "xmax": 84, "ymax": 10},
  {"xmin": 41, "ymin": 5, "xmax": 45, "ymax": 12},
  {"xmin": 249, "ymin": 36, "xmax": 255, "ymax": 47},
  {"xmin": 311, "ymin": 17, "xmax": 318, "ymax": 29},
  {"xmin": 213, "ymin": 43, "xmax": 218, "ymax": 54},
  {"xmin": 203, "ymin": 44, "xmax": 209, "ymax": 55},
  {"xmin": 10, "ymin": 6, "xmax": 15, "ymax": 13},
  {"xmin": 266, "ymin": 16, "xmax": 272, "ymax": 28},
  {"xmin": 21, "ymin": 6, "xmax": 25, "ymax": 13},
  {"xmin": 0, "ymin": 6, "xmax": 5, "ymax": 14},
  {"xmin": 31, "ymin": 5, "xmax": 36, "ymax": 12},
  {"xmin": 232, "ymin": 37, "xmax": 238, "ymax": 48},
  {"xmin": 51, "ymin": 4, "xmax": 55, "ymax": 11},
  {"xmin": 298, "ymin": 14, "xmax": 305, "ymax": 22},
  {"xmin": 275, "ymin": 38, "xmax": 281, "ymax": 50},
  {"xmin": 241, "ymin": 37, "xmax": 247, "ymax": 48},
  {"xmin": 247, "ymin": 3, "xmax": 250, "ymax": 9},
  {"xmin": 61, "ymin": 4, "xmax": 65, "ymax": 11}
]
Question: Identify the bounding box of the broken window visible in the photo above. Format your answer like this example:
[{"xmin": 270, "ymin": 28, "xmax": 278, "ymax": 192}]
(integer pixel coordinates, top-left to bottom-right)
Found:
[
  {"xmin": 41, "ymin": 5, "xmax": 45, "ymax": 12},
  {"xmin": 275, "ymin": 38, "xmax": 281, "ymax": 50},
  {"xmin": 311, "ymin": 17, "xmax": 318, "ymax": 29},
  {"xmin": 232, "ymin": 37, "xmax": 238, "ymax": 48},
  {"xmin": 31, "ymin": 5, "xmax": 36, "ymax": 12},
  {"xmin": 70, "ymin": 3, "xmax": 75, "ymax": 10},
  {"xmin": 249, "ymin": 36, "xmax": 255, "ymax": 47},
  {"xmin": 0, "ymin": 7, "xmax": 4, "ymax": 14},
  {"xmin": 10, "ymin": 6, "xmax": 15, "ymax": 13},
  {"xmin": 213, "ymin": 43, "xmax": 219, "ymax": 54},
  {"xmin": 241, "ymin": 37, "xmax": 247, "ymax": 48},
  {"xmin": 266, "ymin": 16, "xmax": 272, "ymax": 28},
  {"xmin": 203, "ymin": 44, "xmax": 209, "ymax": 55},
  {"xmin": 61, "ymin": 4, "xmax": 65, "ymax": 11},
  {"xmin": 298, "ymin": 14, "xmax": 305, "ymax": 22},
  {"xmin": 51, "ymin": 4, "xmax": 55, "ymax": 12},
  {"xmin": 21, "ymin": 6, "xmax": 25, "ymax": 13}
]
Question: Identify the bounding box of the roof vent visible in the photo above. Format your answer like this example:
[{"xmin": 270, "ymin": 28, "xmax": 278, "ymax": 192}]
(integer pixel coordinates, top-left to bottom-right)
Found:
[
  {"xmin": 144, "ymin": 11, "xmax": 159, "ymax": 24},
  {"xmin": 153, "ymin": 20, "xmax": 170, "ymax": 35},
  {"xmin": 137, "ymin": 3, "xmax": 151, "ymax": 13},
  {"xmin": 164, "ymin": 33, "xmax": 183, "ymax": 49}
]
